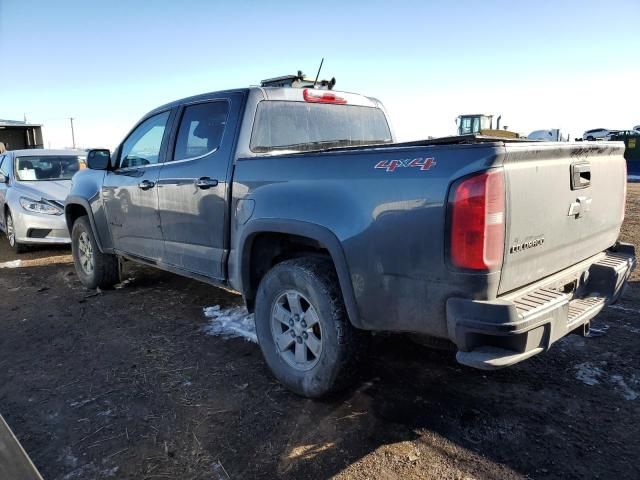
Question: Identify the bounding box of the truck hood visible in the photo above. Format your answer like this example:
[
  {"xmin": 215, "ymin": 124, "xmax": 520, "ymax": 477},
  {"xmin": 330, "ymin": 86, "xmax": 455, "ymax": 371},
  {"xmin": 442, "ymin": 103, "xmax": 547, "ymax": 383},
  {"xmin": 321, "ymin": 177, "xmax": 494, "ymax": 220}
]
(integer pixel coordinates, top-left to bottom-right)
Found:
[{"xmin": 12, "ymin": 180, "xmax": 72, "ymax": 204}]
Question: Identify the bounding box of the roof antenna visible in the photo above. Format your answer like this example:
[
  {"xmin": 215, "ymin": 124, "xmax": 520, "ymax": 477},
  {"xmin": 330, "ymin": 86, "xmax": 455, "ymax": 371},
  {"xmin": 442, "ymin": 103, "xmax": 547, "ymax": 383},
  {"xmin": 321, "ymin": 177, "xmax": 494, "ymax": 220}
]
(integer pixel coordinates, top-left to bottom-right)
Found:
[{"xmin": 313, "ymin": 58, "xmax": 324, "ymax": 88}]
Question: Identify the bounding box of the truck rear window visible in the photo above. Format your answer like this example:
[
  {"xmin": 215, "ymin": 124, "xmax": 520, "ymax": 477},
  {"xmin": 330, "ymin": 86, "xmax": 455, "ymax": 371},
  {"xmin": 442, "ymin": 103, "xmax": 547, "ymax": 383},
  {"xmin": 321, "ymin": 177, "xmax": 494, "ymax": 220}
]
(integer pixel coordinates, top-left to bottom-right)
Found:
[{"xmin": 250, "ymin": 101, "xmax": 392, "ymax": 153}]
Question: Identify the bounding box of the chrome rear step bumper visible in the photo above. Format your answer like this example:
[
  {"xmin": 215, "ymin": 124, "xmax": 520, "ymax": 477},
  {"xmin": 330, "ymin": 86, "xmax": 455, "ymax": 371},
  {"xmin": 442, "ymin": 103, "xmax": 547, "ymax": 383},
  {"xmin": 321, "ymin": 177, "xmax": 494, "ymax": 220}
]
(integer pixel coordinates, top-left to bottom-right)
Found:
[{"xmin": 447, "ymin": 244, "xmax": 636, "ymax": 370}]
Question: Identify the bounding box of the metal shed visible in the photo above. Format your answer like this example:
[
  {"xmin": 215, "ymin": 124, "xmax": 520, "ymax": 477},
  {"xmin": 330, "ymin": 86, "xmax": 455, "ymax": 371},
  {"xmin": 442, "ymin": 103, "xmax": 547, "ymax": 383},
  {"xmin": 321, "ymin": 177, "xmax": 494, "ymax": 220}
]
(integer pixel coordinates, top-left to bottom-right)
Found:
[{"xmin": 0, "ymin": 119, "xmax": 44, "ymax": 150}]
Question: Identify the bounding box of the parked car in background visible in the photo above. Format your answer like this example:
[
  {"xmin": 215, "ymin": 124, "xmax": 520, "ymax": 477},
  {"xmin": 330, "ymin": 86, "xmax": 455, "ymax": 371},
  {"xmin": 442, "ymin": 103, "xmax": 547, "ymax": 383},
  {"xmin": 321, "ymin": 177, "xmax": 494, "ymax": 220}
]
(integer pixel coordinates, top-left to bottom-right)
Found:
[
  {"xmin": 583, "ymin": 128, "xmax": 616, "ymax": 141},
  {"xmin": 607, "ymin": 130, "xmax": 640, "ymax": 140},
  {"xmin": 633, "ymin": 125, "xmax": 640, "ymax": 133},
  {"xmin": 528, "ymin": 129, "xmax": 568, "ymax": 142},
  {"xmin": 65, "ymin": 86, "xmax": 635, "ymax": 398},
  {"xmin": 0, "ymin": 149, "xmax": 85, "ymax": 252}
]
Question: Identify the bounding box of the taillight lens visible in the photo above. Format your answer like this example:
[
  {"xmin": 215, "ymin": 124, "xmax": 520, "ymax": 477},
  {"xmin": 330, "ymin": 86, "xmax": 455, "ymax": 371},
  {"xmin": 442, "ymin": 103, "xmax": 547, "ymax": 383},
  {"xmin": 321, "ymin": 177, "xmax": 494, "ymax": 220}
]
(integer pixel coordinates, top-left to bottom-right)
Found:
[
  {"xmin": 303, "ymin": 88, "xmax": 347, "ymax": 104},
  {"xmin": 450, "ymin": 170, "xmax": 505, "ymax": 270}
]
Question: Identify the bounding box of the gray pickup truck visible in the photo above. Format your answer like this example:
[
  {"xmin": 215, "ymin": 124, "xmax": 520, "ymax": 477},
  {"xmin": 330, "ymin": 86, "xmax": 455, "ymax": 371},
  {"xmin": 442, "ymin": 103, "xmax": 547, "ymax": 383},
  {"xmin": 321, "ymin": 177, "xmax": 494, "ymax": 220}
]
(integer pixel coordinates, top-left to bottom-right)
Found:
[{"xmin": 65, "ymin": 85, "xmax": 636, "ymax": 397}]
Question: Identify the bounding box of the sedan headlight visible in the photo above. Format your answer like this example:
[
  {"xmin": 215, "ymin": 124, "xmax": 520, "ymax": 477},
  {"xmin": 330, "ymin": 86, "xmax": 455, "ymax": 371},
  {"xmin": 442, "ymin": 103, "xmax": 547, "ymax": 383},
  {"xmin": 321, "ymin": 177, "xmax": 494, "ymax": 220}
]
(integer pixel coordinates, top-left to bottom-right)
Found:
[{"xmin": 19, "ymin": 197, "xmax": 63, "ymax": 215}]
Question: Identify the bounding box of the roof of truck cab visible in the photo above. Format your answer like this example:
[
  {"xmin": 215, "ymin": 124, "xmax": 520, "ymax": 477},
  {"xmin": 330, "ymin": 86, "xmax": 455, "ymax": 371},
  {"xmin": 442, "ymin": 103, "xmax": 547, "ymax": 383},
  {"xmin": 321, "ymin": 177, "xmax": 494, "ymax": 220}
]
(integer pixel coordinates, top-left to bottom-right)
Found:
[
  {"xmin": 148, "ymin": 88, "xmax": 251, "ymax": 115},
  {"xmin": 147, "ymin": 86, "xmax": 381, "ymax": 116}
]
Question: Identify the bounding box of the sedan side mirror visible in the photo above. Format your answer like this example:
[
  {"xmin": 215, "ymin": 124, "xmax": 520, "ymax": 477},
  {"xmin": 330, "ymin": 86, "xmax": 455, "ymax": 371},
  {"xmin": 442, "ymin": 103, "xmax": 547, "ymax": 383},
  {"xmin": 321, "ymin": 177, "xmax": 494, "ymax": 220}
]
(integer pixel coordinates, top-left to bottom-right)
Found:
[
  {"xmin": 0, "ymin": 174, "xmax": 8, "ymax": 184},
  {"xmin": 86, "ymin": 149, "xmax": 111, "ymax": 170}
]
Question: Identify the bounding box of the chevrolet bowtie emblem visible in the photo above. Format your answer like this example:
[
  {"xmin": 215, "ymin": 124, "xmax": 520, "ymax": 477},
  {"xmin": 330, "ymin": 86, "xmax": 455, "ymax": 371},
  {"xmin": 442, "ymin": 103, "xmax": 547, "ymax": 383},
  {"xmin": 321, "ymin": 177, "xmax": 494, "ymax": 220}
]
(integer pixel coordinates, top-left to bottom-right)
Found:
[{"xmin": 568, "ymin": 196, "xmax": 592, "ymax": 218}]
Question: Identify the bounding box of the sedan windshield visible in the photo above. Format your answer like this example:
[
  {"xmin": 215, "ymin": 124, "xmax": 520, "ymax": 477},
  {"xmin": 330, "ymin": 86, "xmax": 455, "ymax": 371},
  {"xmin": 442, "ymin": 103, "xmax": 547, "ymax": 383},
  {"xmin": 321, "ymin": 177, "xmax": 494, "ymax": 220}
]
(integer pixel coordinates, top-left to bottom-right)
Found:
[
  {"xmin": 250, "ymin": 101, "xmax": 393, "ymax": 153},
  {"xmin": 15, "ymin": 155, "xmax": 84, "ymax": 181}
]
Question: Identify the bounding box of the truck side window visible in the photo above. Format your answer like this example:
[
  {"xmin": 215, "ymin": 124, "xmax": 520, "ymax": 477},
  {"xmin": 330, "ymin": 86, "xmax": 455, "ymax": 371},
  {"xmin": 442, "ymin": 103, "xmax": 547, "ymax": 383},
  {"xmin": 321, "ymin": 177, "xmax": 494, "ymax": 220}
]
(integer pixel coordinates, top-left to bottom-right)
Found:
[
  {"xmin": 119, "ymin": 111, "xmax": 171, "ymax": 169},
  {"xmin": 173, "ymin": 101, "xmax": 230, "ymax": 161}
]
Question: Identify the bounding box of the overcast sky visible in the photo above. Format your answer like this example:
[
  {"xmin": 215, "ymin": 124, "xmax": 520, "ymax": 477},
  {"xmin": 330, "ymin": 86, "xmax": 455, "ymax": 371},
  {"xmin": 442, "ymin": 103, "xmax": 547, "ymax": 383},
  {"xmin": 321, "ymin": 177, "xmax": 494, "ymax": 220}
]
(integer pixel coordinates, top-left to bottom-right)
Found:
[{"xmin": 1, "ymin": 0, "xmax": 639, "ymax": 149}]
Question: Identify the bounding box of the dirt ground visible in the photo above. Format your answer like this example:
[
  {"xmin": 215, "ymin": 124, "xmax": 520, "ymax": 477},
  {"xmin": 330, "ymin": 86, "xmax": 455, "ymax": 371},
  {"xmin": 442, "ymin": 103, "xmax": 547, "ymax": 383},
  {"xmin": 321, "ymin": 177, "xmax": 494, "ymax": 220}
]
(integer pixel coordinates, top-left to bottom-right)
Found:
[{"xmin": 1, "ymin": 185, "xmax": 639, "ymax": 480}]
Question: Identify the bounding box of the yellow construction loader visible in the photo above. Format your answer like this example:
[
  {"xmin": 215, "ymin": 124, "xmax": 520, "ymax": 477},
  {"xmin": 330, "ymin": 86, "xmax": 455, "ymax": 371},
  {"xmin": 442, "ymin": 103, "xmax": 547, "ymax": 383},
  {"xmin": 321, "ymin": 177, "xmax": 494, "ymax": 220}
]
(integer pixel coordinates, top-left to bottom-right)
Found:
[{"xmin": 456, "ymin": 114, "xmax": 521, "ymax": 138}]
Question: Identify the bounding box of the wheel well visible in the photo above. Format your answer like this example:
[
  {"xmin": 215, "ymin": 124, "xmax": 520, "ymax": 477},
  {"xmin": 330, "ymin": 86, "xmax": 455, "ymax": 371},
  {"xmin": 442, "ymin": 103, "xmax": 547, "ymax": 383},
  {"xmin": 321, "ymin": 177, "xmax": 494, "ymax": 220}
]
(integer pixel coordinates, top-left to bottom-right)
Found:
[
  {"xmin": 65, "ymin": 204, "xmax": 88, "ymax": 233},
  {"xmin": 244, "ymin": 232, "xmax": 333, "ymax": 312}
]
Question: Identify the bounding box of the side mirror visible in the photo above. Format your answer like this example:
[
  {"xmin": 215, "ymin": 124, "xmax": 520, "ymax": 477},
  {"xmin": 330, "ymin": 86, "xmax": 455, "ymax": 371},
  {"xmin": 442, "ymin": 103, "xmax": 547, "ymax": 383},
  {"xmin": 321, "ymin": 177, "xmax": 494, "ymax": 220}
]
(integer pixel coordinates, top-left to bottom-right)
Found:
[
  {"xmin": 0, "ymin": 174, "xmax": 7, "ymax": 184},
  {"xmin": 86, "ymin": 149, "xmax": 111, "ymax": 170}
]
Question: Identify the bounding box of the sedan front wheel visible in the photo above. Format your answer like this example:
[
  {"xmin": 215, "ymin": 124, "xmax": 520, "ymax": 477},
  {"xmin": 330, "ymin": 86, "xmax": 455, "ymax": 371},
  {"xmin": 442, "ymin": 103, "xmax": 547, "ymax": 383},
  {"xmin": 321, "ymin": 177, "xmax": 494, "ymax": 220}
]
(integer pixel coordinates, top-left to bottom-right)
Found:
[{"xmin": 5, "ymin": 210, "xmax": 27, "ymax": 253}]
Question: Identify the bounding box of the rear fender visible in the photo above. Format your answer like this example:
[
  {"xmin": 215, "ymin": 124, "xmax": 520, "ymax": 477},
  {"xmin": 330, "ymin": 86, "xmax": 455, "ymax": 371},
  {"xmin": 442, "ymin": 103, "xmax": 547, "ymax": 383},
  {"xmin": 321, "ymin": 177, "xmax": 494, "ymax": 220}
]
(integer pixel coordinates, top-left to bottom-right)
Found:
[{"xmin": 237, "ymin": 219, "xmax": 361, "ymax": 328}]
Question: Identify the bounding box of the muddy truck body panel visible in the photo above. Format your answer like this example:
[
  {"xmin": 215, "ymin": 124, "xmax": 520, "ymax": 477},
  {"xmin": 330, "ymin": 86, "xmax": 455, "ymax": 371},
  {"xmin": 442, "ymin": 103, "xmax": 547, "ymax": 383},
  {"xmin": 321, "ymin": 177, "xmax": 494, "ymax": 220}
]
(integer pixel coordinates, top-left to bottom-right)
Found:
[
  {"xmin": 66, "ymin": 85, "xmax": 636, "ymax": 378},
  {"xmin": 229, "ymin": 143, "xmax": 509, "ymax": 338}
]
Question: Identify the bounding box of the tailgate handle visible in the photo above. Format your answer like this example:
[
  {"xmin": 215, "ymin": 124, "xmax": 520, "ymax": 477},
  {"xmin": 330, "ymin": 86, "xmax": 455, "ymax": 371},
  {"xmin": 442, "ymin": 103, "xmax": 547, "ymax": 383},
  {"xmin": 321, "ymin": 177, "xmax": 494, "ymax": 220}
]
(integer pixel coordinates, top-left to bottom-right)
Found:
[{"xmin": 571, "ymin": 162, "xmax": 591, "ymax": 190}]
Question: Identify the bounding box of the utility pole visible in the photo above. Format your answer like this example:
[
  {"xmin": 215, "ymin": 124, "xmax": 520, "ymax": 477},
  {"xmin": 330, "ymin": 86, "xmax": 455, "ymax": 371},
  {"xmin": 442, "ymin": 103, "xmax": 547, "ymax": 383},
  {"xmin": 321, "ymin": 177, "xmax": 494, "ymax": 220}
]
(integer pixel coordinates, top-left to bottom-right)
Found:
[{"xmin": 69, "ymin": 117, "xmax": 76, "ymax": 148}]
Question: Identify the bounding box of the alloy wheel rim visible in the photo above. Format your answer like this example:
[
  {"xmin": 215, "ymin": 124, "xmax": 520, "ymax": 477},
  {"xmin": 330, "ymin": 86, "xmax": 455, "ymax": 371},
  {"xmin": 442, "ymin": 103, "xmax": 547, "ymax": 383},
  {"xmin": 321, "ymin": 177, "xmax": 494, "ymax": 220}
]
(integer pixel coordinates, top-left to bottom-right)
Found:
[
  {"xmin": 6, "ymin": 215, "xmax": 15, "ymax": 247},
  {"xmin": 270, "ymin": 290, "xmax": 323, "ymax": 371},
  {"xmin": 78, "ymin": 232, "xmax": 94, "ymax": 275}
]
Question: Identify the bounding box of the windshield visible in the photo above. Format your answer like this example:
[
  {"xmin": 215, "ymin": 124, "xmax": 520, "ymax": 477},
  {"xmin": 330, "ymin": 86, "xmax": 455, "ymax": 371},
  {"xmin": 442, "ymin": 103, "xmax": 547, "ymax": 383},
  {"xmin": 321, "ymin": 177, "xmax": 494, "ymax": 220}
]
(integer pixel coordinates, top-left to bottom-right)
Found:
[
  {"xmin": 250, "ymin": 101, "xmax": 392, "ymax": 153},
  {"xmin": 15, "ymin": 155, "xmax": 84, "ymax": 181}
]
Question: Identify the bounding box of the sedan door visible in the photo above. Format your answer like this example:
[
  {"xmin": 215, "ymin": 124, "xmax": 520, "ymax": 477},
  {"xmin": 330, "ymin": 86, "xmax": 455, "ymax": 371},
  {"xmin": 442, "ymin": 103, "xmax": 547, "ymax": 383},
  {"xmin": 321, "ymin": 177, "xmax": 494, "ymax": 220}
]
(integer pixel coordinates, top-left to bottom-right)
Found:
[
  {"xmin": 157, "ymin": 94, "xmax": 242, "ymax": 279},
  {"xmin": 0, "ymin": 154, "xmax": 10, "ymax": 232},
  {"xmin": 102, "ymin": 110, "xmax": 173, "ymax": 261}
]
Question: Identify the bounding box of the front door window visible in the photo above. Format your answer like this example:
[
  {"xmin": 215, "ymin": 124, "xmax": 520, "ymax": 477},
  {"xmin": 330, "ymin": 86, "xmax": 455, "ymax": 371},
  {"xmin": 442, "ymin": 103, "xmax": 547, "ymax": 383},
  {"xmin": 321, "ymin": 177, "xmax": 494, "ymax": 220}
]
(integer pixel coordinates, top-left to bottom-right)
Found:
[{"xmin": 119, "ymin": 111, "xmax": 171, "ymax": 169}]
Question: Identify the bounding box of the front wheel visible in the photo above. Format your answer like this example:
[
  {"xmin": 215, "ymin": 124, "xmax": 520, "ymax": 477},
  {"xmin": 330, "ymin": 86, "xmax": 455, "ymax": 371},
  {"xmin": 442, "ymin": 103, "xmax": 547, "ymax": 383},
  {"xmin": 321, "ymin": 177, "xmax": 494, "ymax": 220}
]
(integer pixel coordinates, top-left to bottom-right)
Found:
[
  {"xmin": 71, "ymin": 216, "xmax": 119, "ymax": 289},
  {"xmin": 5, "ymin": 210, "xmax": 27, "ymax": 254},
  {"xmin": 254, "ymin": 257, "xmax": 361, "ymax": 398}
]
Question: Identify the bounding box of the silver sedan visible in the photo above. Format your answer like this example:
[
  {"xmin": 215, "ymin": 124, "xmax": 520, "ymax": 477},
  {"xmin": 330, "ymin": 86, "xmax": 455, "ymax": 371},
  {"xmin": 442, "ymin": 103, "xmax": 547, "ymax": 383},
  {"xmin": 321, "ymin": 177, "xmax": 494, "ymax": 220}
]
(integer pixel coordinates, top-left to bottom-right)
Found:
[{"xmin": 0, "ymin": 149, "xmax": 85, "ymax": 253}]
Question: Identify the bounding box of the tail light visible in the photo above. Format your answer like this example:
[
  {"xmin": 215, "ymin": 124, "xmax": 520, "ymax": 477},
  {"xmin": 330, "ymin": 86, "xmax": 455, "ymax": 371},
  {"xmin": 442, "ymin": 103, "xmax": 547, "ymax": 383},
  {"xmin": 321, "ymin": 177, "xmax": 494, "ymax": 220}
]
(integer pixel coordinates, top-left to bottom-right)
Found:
[
  {"xmin": 303, "ymin": 89, "xmax": 347, "ymax": 104},
  {"xmin": 450, "ymin": 169, "xmax": 505, "ymax": 270}
]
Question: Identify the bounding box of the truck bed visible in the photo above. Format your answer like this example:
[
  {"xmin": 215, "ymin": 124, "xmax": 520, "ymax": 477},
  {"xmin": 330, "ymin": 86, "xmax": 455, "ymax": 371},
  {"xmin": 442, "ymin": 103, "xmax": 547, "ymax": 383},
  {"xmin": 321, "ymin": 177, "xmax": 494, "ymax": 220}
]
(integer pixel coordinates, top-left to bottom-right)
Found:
[{"xmin": 232, "ymin": 139, "xmax": 629, "ymax": 339}]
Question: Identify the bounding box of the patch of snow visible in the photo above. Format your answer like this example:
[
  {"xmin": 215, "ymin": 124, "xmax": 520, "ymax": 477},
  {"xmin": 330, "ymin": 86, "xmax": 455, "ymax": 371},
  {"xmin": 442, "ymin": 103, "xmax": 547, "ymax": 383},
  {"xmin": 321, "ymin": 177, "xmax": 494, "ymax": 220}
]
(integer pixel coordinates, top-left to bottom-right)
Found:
[
  {"xmin": 574, "ymin": 363, "xmax": 638, "ymax": 400},
  {"xmin": 114, "ymin": 278, "xmax": 134, "ymax": 289},
  {"xmin": 574, "ymin": 362, "xmax": 605, "ymax": 386},
  {"xmin": 100, "ymin": 466, "xmax": 120, "ymax": 477},
  {"xmin": 0, "ymin": 260, "xmax": 22, "ymax": 269},
  {"xmin": 211, "ymin": 461, "xmax": 231, "ymax": 479},
  {"xmin": 610, "ymin": 374, "xmax": 638, "ymax": 401},
  {"xmin": 587, "ymin": 324, "xmax": 609, "ymax": 337},
  {"xmin": 202, "ymin": 305, "xmax": 257, "ymax": 343},
  {"xmin": 608, "ymin": 303, "xmax": 640, "ymax": 315},
  {"xmin": 62, "ymin": 462, "xmax": 118, "ymax": 480},
  {"xmin": 59, "ymin": 452, "xmax": 78, "ymax": 469},
  {"xmin": 622, "ymin": 324, "xmax": 640, "ymax": 334}
]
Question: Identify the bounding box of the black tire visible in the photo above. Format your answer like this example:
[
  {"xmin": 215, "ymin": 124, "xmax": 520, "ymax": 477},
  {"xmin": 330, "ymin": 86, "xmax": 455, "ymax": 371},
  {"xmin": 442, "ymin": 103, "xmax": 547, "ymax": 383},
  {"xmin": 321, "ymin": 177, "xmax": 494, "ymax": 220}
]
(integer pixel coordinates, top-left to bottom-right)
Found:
[
  {"xmin": 5, "ymin": 210, "xmax": 27, "ymax": 254},
  {"xmin": 71, "ymin": 216, "xmax": 119, "ymax": 289},
  {"xmin": 254, "ymin": 257, "xmax": 361, "ymax": 398}
]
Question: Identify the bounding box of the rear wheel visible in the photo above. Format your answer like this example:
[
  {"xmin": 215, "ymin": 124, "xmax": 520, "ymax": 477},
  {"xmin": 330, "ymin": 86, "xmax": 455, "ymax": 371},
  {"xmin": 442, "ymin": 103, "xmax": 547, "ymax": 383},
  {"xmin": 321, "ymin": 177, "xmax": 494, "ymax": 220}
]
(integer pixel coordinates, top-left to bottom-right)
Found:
[
  {"xmin": 5, "ymin": 210, "xmax": 27, "ymax": 254},
  {"xmin": 254, "ymin": 257, "xmax": 361, "ymax": 398},
  {"xmin": 71, "ymin": 216, "xmax": 119, "ymax": 289}
]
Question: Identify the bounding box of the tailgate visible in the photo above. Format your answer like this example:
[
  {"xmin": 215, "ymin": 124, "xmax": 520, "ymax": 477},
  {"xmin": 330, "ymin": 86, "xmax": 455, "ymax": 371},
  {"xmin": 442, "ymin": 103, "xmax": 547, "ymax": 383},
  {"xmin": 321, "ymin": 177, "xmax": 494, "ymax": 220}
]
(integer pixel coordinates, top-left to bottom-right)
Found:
[{"xmin": 498, "ymin": 142, "xmax": 626, "ymax": 295}]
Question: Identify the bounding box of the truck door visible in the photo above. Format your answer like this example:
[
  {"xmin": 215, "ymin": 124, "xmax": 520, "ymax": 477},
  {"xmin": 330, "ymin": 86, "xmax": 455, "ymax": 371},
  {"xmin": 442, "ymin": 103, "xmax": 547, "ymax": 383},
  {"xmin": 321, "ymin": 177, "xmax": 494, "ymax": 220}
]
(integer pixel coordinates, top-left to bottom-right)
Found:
[
  {"xmin": 102, "ymin": 110, "xmax": 173, "ymax": 261},
  {"xmin": 157, "ymin": 93, "xmax": 243, "ymax": 280}
]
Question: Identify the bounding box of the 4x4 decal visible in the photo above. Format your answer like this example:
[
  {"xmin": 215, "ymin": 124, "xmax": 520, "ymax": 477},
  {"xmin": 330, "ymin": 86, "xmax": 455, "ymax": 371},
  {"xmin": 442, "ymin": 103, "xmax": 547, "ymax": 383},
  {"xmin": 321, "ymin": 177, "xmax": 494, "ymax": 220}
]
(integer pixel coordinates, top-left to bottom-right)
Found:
[{"xmin": 374, "ymin": 157, "xmax": 436, "ymax": 172}]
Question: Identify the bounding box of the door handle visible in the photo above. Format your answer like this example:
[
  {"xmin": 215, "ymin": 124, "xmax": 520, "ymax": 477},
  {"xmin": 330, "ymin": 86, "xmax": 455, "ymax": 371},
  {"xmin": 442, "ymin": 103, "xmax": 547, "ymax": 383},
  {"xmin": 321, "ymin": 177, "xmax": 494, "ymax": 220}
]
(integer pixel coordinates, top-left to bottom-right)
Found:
[
  {"xmin": 195, "ymin": 177, "xmax": 218, "ymax": 189},
  {"xmin": 138, "ymin": 180, "xmax": 155, "ymax": 190}
]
